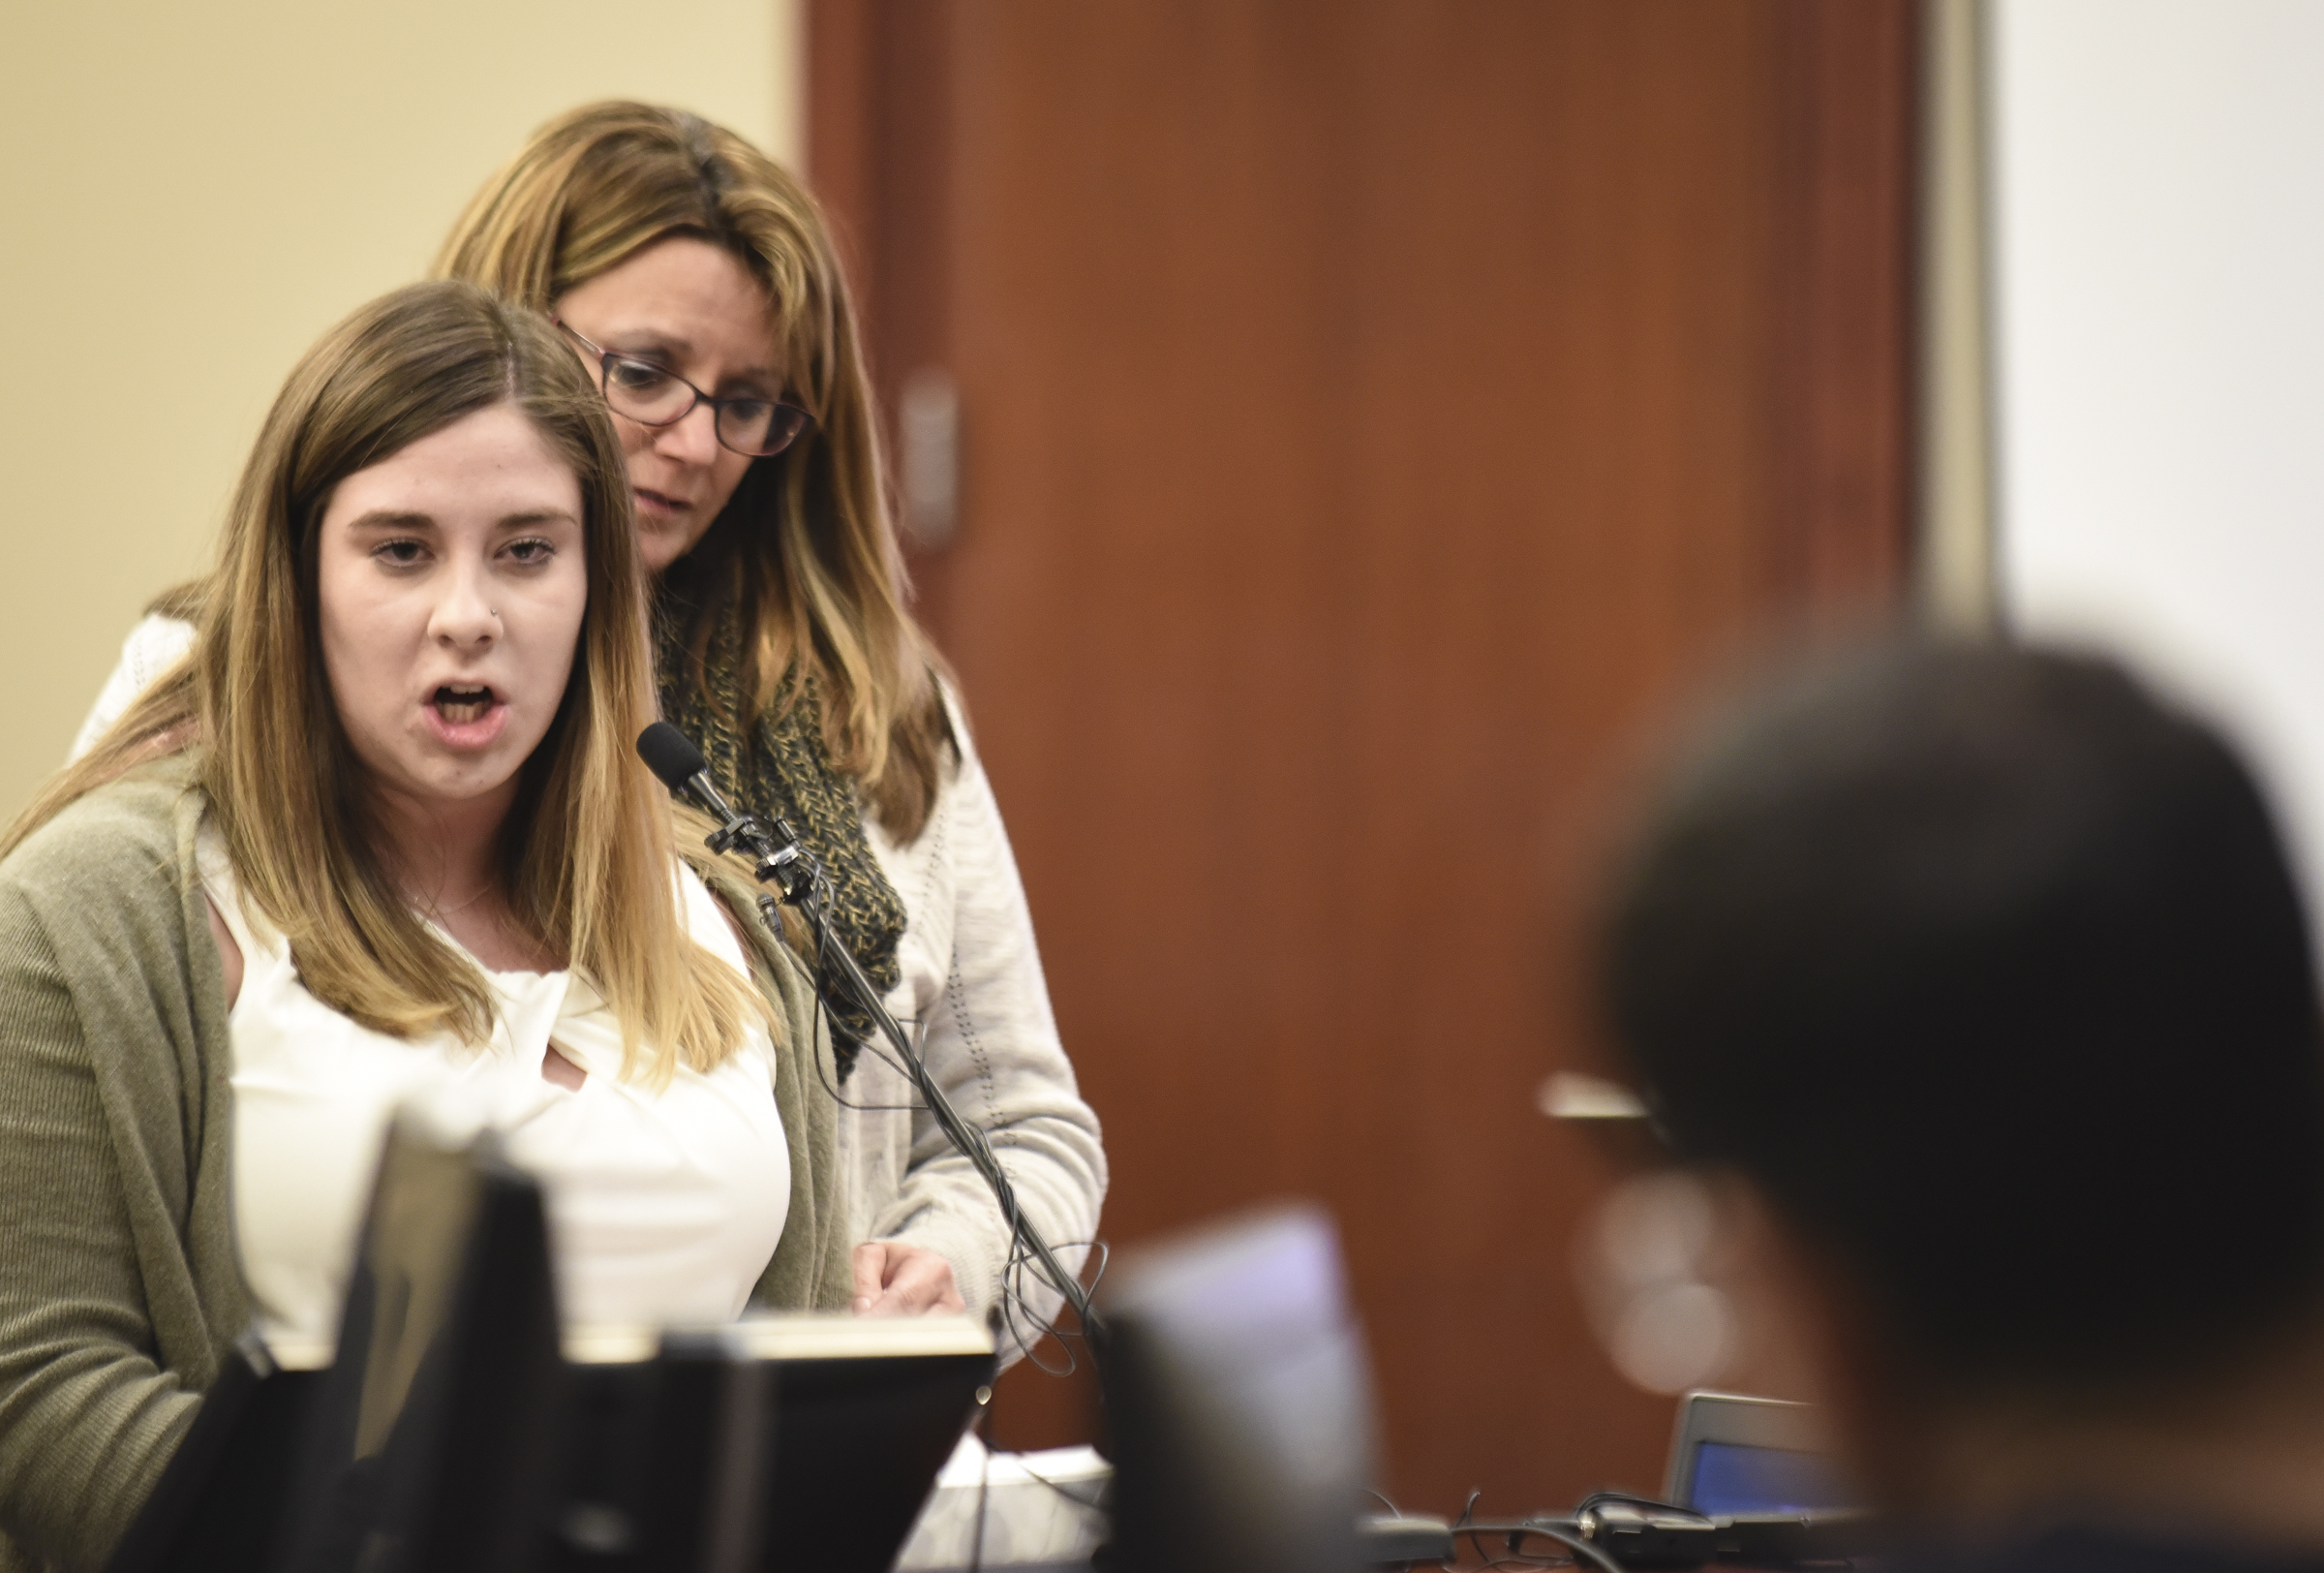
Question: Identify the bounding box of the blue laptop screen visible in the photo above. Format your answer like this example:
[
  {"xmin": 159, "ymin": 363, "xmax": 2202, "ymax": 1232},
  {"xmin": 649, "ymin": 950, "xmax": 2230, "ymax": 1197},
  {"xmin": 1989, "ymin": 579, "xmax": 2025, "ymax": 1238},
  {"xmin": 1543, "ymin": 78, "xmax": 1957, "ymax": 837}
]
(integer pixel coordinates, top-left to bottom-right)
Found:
[{"xmin": 1687, "ymin": 1440, "xmax": 1850, "ymax": 1516}]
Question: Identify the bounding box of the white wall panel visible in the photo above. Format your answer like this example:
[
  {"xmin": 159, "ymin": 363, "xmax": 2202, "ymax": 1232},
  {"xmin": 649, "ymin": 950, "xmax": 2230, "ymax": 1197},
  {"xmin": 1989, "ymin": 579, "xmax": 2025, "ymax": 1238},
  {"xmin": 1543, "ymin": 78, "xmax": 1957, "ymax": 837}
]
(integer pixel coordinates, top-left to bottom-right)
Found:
[{"xmin": 1994, "ymin": 0, "xmax": 2324, "ymax": 897}]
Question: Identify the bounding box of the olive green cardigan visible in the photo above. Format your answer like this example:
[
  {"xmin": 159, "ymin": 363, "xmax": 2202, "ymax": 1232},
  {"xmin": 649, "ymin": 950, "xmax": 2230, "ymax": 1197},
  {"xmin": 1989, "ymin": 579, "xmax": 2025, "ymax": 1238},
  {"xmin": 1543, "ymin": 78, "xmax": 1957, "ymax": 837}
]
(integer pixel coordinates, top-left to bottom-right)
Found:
[{"xmin": 0, "ymin": 762, "xmax": 852, "ymax": 1571}]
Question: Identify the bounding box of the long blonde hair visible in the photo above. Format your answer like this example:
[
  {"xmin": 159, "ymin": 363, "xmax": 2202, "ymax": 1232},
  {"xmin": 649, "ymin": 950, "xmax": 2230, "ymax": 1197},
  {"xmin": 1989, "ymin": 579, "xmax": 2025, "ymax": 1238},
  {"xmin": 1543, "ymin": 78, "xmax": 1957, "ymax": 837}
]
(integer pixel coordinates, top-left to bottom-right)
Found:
[
  {"xmin": 436, "ymin": 100, "xmax": 953, "ymax": 839},
  {"xmin": 8, "ymin": 282, "xmax": 767, "ymax": 1079}
]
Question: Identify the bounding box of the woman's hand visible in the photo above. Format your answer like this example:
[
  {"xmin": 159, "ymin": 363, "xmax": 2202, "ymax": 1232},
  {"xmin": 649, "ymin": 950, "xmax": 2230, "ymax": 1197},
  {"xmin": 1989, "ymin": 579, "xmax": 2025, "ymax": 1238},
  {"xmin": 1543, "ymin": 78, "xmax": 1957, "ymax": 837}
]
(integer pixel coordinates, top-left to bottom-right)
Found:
[{"xmin": 850, "ymin": 1241, "xmax": 966, "ymax": 1315}]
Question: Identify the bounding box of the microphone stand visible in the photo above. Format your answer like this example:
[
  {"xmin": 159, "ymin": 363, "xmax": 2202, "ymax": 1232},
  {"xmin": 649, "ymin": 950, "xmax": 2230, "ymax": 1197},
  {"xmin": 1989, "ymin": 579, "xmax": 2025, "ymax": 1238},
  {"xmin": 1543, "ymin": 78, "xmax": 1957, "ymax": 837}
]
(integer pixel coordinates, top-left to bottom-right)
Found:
[{"xmin": 678, "ymin": 768, "xmax": 1104, "ymax": 1344}]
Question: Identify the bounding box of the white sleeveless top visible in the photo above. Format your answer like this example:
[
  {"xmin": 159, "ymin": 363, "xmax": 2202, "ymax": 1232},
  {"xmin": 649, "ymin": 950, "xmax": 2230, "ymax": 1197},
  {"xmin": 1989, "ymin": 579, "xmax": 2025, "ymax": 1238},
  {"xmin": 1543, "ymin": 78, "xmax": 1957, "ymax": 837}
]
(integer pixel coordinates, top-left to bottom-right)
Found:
[{"xmin": 197, "ymin": 824, "xmax": 789, "ymax": 1349}]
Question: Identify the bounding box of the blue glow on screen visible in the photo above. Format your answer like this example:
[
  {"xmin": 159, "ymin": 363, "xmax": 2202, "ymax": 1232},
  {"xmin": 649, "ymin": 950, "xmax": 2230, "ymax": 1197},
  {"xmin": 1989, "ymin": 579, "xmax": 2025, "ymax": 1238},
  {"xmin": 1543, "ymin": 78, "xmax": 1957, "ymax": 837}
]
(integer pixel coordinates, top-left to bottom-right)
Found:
[{"xmin": 1687, "ymin": 1441, "xmax": 1850, "ymax": 1516}]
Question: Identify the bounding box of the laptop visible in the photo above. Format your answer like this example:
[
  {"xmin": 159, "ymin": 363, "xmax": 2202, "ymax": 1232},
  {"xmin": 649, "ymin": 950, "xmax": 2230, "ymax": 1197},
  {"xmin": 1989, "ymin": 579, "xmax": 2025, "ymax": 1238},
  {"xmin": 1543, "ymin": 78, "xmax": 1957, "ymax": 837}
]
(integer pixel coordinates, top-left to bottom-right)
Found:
[{"xmin": 1664, "ymin": 1391, "xmax": 1854, "ymax": 1518}]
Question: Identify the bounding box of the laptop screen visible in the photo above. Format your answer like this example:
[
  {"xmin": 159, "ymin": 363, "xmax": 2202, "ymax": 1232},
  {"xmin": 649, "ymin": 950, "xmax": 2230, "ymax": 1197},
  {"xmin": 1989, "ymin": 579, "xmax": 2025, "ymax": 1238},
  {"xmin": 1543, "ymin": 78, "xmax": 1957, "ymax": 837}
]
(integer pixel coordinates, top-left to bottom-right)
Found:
[{"xmin": 1686, "ymin": 1439, "xmax": 1850, "ymax": 1517}]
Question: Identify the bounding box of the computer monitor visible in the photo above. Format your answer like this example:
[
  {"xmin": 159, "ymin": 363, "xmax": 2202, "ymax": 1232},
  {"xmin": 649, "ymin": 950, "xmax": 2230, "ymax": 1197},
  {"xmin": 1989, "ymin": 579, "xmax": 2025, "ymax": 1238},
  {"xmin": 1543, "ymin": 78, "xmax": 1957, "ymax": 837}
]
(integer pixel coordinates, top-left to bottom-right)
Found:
[
  {"xmin": 103, "ymin": 1333, "xmax": 324, "ymax": 1573},
  {"xmin": 272, "ymin": 1115, "xmax": 565, "ymax": 1573},
  {"xmin": 553, "ymin": 1313, "xmax": 995, "ymax": 1573},
  {"xmin": 1100, "ymin": 1204, "xmax": 1375, "ymax": 1573}
]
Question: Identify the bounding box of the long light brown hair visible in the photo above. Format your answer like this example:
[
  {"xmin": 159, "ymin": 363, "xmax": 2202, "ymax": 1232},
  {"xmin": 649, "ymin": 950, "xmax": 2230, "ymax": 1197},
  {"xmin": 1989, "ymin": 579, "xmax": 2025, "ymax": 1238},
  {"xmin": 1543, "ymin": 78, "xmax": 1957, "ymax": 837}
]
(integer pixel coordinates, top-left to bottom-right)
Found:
[
  {"xmin": 8, "ymin": 282, "xmax": 766, "ymax": 1079},
  {"xmin": 436, "ymin": 100, "xmax": 953, "ymax": 838}
]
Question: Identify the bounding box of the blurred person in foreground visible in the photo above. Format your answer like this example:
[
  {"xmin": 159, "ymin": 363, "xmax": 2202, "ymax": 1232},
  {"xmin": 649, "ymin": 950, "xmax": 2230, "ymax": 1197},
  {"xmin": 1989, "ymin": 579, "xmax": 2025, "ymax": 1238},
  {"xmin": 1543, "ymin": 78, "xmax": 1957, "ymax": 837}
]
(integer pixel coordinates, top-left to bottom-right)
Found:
[{"xmin": 1601, "ymin": 639, "xmax": 2324, "ymax": 1571}]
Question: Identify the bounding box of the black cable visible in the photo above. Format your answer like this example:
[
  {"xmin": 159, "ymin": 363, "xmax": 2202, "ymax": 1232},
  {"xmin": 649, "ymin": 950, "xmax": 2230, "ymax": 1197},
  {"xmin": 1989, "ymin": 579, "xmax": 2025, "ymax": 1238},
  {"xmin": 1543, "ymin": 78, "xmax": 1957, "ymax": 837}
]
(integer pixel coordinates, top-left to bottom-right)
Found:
[
  {"xmin": 813, "ymin": 996, "xmax": 1097, "ymax": 1366},
  {"xmin": 818, "ymin": 1025, "xmax": 1090, "ymax": 1369},
  {"xmin": 780, "ymin": 877, "xmax": 1102, "ymax": 1340},
  {"xmin": 998, "ymin": 1251, "xmax": 1074, "ymax": 1374},
  {"xmin": 805, "ymin": 916, "xmax": 925, "ymax": 1094},
  {"xmin": 1572, "ymin": 1492, "xmax": 1689, "ymax": 1517},
  {"xmin": 1504, "ymin": 1523, "xmax": 1627, "ymax": 1573},
  {"xmin": 1460, "ymin": 1529, "xmax": 1561, "ymax": 1573},
  {"xmin": 967, "ymin": 1424, "xmax": 991, "ymax": 1573},
  {"xmin": 1451, "ymin": 1490, "xmax": 1483, "ymax": 1540},
  {"xmin": 806, "ymin": 988, "xmax": 930, "ymax": 1112},
  {"xmin": 805, "ymin": 982, "xmax": 964, "ymax": 1115},
  {"xmin": 1445, "ymin": 1496, "xmax": 1625, "ymax": 1573},
  {"xmin": 1444, "ymin": 1488, "xmax": 1485, "ymax": 1571},
  {"xmin": 1004, "ymin": 1456, "xmax": 1110, "ymax": 1512},
  {"xmin": 996, "ymin": 1238, "xmax": 1106, "ymax": 1373}
]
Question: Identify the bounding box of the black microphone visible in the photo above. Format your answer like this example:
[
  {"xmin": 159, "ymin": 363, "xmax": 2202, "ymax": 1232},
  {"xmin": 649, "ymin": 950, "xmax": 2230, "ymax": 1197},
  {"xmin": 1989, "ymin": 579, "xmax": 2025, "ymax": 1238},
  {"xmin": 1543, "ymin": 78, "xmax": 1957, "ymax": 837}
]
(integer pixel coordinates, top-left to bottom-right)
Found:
[
  {"xmin": 637, "ymin": 723, "xmax": 737, "ymax": 822},
  {"xmin": 637, "ymin": 724, "xmax": 816, "ymax": 905}
]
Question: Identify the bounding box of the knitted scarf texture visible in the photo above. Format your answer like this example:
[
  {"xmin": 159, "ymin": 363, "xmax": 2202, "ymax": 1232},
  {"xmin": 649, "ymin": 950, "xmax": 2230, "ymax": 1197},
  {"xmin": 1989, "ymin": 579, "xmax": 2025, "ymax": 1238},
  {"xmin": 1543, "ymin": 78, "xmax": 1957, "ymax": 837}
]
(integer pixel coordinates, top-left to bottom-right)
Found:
[{"xmin": 654, "ymin": 599, "xmax": 906, "ymax": 1061}]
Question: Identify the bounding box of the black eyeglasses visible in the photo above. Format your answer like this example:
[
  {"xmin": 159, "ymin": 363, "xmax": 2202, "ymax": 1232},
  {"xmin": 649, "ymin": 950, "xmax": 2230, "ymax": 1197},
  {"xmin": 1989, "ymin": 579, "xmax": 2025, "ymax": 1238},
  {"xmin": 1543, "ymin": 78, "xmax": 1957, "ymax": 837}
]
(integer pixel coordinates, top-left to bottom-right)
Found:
[{"xmin": 554, "ymin": 318, "xmax": 814, "ymax": 458}]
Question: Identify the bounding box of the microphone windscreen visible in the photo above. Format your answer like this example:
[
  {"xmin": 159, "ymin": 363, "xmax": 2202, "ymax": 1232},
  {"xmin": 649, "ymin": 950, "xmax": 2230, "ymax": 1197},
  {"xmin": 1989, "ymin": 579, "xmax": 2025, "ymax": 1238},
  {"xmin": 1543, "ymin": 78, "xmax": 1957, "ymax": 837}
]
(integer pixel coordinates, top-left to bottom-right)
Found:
[{"xmin": 636, "ymin": 723, "xmax": 709, "ymax": 792}]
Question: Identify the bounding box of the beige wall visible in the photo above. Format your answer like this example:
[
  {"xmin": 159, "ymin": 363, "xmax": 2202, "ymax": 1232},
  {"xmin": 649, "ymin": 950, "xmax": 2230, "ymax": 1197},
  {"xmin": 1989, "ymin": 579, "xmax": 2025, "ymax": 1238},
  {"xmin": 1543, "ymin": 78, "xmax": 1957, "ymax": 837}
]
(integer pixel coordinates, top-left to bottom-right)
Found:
[{"xmin": 0, "ymin": 0, "xmax": 800, "ymax": 818}]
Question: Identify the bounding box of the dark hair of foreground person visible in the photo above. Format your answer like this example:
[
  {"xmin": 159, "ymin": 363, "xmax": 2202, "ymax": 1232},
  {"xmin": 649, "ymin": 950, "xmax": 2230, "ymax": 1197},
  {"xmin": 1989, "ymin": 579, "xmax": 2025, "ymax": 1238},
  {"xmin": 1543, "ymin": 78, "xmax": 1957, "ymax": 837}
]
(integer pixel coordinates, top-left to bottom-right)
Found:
[{"xmin": 1604, "ymin": 640, "xmax": 2324, "ymax": 1395}]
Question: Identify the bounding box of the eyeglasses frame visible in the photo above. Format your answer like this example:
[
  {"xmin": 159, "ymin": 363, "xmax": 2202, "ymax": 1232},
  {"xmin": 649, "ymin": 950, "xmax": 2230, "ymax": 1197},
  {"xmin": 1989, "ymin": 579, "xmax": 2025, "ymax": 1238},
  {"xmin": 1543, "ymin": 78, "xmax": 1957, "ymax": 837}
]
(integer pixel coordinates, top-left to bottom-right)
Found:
[{"xmin": 553, "ymin": 317, "xmax": 814, "ymax": 459}]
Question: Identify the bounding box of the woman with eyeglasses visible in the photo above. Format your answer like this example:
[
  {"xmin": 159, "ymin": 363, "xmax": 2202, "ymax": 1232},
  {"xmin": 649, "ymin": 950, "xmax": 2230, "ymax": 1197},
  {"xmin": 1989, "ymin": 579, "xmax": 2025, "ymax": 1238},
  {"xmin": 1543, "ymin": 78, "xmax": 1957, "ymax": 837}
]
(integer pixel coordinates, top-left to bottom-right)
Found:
[
  {"xmin": 78, "ymin": 102, "xmax": 1105, "ymax": 1340},
  {"xmin": 8, "ymin": 281, "xmax": 847, "ymax": 1570}
]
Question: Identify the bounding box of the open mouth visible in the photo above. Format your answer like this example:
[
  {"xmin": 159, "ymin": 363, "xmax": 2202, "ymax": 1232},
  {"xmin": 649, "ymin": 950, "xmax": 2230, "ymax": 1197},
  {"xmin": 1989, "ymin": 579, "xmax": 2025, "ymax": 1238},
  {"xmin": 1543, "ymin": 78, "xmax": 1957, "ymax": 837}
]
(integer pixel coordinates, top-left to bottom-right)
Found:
[{"xmin": 433, "ymin": 684, "xmax": 498, "ymax": 724}]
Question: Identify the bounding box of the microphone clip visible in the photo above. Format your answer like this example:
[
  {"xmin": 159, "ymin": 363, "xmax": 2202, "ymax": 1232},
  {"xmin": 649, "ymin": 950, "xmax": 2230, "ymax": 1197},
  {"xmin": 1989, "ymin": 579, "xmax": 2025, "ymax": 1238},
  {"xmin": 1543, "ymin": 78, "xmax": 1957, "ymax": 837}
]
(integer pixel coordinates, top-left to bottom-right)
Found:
[{"xmin": 703, "ymin": 808, "xmax": 821, "ymax": 909}]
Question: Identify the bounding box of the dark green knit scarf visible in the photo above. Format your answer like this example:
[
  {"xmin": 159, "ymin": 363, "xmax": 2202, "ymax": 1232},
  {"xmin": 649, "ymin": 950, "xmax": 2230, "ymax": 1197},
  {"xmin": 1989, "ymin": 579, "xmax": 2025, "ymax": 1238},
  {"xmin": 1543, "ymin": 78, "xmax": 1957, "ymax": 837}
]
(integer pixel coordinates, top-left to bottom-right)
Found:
[{"xmin": 653, "ymin": 600, "xmax": 906, "ymax": 1056}]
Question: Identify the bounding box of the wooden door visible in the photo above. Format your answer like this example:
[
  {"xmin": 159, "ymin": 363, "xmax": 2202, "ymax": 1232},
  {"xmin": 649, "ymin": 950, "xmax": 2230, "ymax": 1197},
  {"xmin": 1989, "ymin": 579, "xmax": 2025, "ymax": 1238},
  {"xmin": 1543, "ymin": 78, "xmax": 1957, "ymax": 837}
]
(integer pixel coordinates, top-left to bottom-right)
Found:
[{"xmin": 811, "ymin": 0, "xmax": 1913, "ymax": 1514}]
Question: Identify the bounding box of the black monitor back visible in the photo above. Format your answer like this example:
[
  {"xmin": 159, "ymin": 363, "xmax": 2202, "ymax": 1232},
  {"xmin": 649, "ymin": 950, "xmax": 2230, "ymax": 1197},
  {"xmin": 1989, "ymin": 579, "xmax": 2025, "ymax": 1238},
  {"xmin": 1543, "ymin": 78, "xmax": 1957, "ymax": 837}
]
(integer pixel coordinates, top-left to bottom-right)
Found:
[
  {"xmin": 1100, "ymin": 1204, "xmax": 1375, "ymax": 1573},
  {"xmin": 103, "ymin": 1333, "xmax": 321, "ymax": 1573},
  {"xmin": 272, "ymin": 1117, "xmax": 565, "ymax": 1573},
  {"xmin": 547, "ymin": 1316, "xmax": 994, "ymax": 1573},
  {"xmin": 759, "ymin": 1345, "xmax": 992, "ymax": 1573}
]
